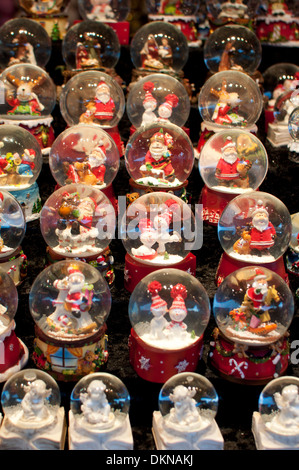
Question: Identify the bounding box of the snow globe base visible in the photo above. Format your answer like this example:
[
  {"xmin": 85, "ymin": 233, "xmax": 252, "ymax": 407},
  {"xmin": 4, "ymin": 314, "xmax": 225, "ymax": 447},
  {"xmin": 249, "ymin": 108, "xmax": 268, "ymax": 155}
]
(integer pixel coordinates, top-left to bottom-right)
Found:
[
  {"xmin": 152, "ymin": 410, "xmax": 223, "ymax": 450},
  {"xmin": 45, "ymin": 245, "xmax": 115, "ymax": 287},
  {"xmin": 9, "ymin": 182, "xmax": 42, "ymax": 222},
  {"xmin": 0, "ymin": 322, "xmax": 28, "ymax": 383},
  {"xmin": 0, "ymin": 246, "xmax": 27, "ymax": 286},
  {"xmin": 267, "ymin": 122, "xmax": 292, "ymax": 148},
  {"xmin": 216, "ymin": 252, "xmax": 289, "ymax": 286},
  {"xmin": 124, "ymin": 252, "xmax": 196, "ymax": 293},
  {"xmin": 252, "ymin": 411, "xmax": 299, "ymax": 450},
  {"xmin": 68, "ymin": 411, "xmax": 133, "ymax": 450},
  {"xmin": 209, "ymin": 329, "xmax": 290, "ymax": 386},
  {"xmin": 129, "ymin": 327, "xmax": 204, "ymax": 383},
  {"xmin": 200, "ymin": 185, "xmax": 237, "ymax": 226},
  {"xmin": 127, "ymin": 178, "xmax": 189, "ymax": 205},
  {"xmin": 105, "ymin": 21, "xmax": 130, "ymax": 46},
  {"xmin": 0, "ymin": 407, "xmax": 66, "ymax": 450},
  {"xmin": 32, "ymin": 324, "xmax": 109, "ymax": 382}
]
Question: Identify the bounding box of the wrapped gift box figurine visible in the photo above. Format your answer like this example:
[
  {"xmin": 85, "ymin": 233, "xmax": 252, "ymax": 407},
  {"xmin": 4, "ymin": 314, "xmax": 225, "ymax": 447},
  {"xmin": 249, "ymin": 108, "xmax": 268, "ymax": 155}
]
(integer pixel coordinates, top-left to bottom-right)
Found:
[
  {"xmin": 120, "ymin": 191, "xmax": 198, "ymax": 291},
  {"xmin": 77, "ymin": 0, "xmax": 130, "ymax": 45},
  {"xmin": 216, "ymin": 191, "xmax": 292, "ymax": 285},
  {"xmin": 0, "ymin": 18, "xmax": 52, "ymax": 71},
  {"xmin": 0, "ymin": 125, "xmax": 43, "ymax": 222},
  {"xmin": 68, "ymin": 372, "xmax": 133, "ymax": 450},
  {"xmin": 0, "ymin": 63, "xmax": 56, "ymax": 156},
  {"xmin": 210, "ymin": 265, "xmax": 294, "ymax": 384},
  {"xmin": 59, "ymin": 72, "xmax": 125, "ymax": 157},
  {"xmin": 199, "ymin": 129, "xmax": 268, "ymax": 226},
  {"xmin": 0, "ymin": 369, "xmax": 66, "ymax": 450},
  {"xmin": 252, "ymin": 376, "xmax": 299, "ymax": 449},
  {"xmin": 197, "ymin": 70, "xmax": 263, "ymax": 153},
  {"xmin": 152, "ymin": 372, "xmax": 224, "ymax": 449},
  {"xmin": 0, "ymin": 268, "xmax": 28, "ymax": 383},
  {"xmin": 29, "ymin": 259, "xmax": 111, "ymax": 381},
  {"xmin": 128, "ymin": 268, "xmax": 210, "ymax": 382}
]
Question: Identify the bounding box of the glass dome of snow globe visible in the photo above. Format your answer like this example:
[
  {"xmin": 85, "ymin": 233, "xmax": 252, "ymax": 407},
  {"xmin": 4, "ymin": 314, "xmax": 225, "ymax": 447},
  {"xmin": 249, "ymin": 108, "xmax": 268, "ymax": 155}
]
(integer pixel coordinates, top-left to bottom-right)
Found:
[
  {"xmin": 273, "ymin": 88, "xmax": 299, "ymax": 126},
  {"xmin": 1, "ymin": 369, "xmax": 61, "ymax": 429},
  {"xmin": 0, "ymin": 189, "xmax": 26, "ymax": 259},
  {"xmin": 126, "ymin": 73, "xmax": 190, "ymax": 129},
  {"xmin": 263, "ymin": 63, "xmax": 299, "ymax": 99},
  {"xmin": 203, "ymin": 24, "xmax": 261, "ymax": 75},
  {"xmin": 146, "ymin": 0, "xmax": 200, "ymax": 16},
  {"xmin": 78, "ymin": 0, "xmax": 130, "ymax": 22},
  {"xmin": 129, "ymin": 268, "xmax": 210, "ymax": 350},
  {"xmin": 40, "ymin": 183, "xmax": 116, "ymax": 259},
  {"xmin": 288, "ymin": 106, "xmax": 299, "ymax": 152},
  {"xmin": 120, "ymin": 191, "xmax": 196, "ymax": 266},
  {"xmin": 0, "ymin": 124, "xmax": 42, "ymax": 190},
  {"xmin": 130, "ymin": 21, "xmax": 189, "ymax": 74},
  {"xmin": 0, "ymin": 268, "xmax": 18, "ymax": 334},
  {"xmin": 49, "ymin": 124, "xmax": 119, "ymax": 189},
  {"xmin": 29, "ymin": 259, "xmax": 112, "ymax": 340},
  {"xmin": 59, "ymin": 71, "xmax": 125, "ymax": 129},
  {"xmin": 124, "ymin": 122, "xmax": 194, "ymax": 189},
  {"xmin": 19, "ymin": 0, "xmax": 69, "ymax": 15},
  {"xmin": 199, "ymin": 129, "xmax": 268, "ymax": 195},
  {"xmin": 62, "ymin": 20, "xmax": 120, "ymax": 71},
  {"xmin": 158, "ymin": 372, "xmax": 218, "ymax": 431},
  {"xmin": 198, "ymin": 70, "xmax": 263, "ymax": 130},
  {"xmin": 213, "ymin": 265, "xmax": 294, "ymax": 347},
  {"xmin": 70, "ymin": 372, "xmax": 130, "ymax": 426},
  {"xmin": 0, "ymin": 63, "xmax": 56, "ymax": 122},
  {"xmin": 257, "ymin": 376, "xmax": 299, "ymax": 440},
  {"xmin": 218, "ymin": 191, "xmax": 292, "ymax": 264},
  {"xmin": 289, "ymin": 212, "xmax": 299, "ymax": 253},
  {"xmin": 0, "ymin": 18, "xmax": 52, "ymax": 70}
]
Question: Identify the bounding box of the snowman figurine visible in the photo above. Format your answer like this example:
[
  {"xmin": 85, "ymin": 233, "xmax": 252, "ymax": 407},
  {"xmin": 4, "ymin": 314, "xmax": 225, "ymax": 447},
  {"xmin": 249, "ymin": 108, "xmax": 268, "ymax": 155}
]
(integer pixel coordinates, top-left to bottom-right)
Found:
[
  {"xmin": 157, "ymin": 94, "xmax": 179, "ymax": 123},
  {"xmin": 141, "ymin": 81, "xmax": 158, "ymax": 126},
  {"xmin": 165, "ymin": 283, "xmax": 188, "ymax": 341},
  {"xmin": 153, "ymin": 204, "xmax": 181, "ymax": 258},
  {"xmin": 148, "ymin": 280, "xmax": 169, "ymax": 340},
  {"xmin": 131, "ymin": 218, "xmax": 158, "ymax": 261}
]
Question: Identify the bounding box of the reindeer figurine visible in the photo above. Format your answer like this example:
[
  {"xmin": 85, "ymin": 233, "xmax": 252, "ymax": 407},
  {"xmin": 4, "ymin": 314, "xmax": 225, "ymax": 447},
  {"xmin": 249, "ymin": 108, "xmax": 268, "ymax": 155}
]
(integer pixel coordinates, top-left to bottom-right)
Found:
[{"xmin": 5, "ymin": 71, "xmax": 46, "ymax": 116}]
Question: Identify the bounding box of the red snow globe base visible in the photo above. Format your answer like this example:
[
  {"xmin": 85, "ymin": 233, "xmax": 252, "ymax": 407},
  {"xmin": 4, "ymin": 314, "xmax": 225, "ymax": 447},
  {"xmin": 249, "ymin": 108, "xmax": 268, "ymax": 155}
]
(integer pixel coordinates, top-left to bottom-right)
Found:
[
  {"xmin": 124, "ymin": 252, "xmax": 197, "ymax": 293},
  {"xmin": 200, "ymin": 186, "xmax": 236, "ymax": 226},
  {"xmin": 105, "ymin": 21, "xmax": 130, "ymax": 45},
  {"xmin": 129, "ymin": 327, "xmax": 204, "ymax": 383},
  {"xmin": 216, "ymin": 252, "xmax": 289, "ymax": 286},
  {"xmin": 209, "ymin": 329, "xmax": 290, "ymax": 385},
  {"xmin": 105, "ymin": 125, "xmax": 125, "ymax": 158},
  {"xmin": 0, "ymin": 321, "xmax": 28, "ymax": 383}
]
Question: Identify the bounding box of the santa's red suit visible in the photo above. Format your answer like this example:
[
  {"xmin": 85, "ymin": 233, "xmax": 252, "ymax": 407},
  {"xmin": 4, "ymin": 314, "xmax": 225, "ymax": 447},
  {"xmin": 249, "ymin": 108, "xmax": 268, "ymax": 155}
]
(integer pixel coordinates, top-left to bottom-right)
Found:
[
  {"xmin": 0, "ymin": 157, "xmax": 8, "ymax": 175},
  {"xmin": 249, "ymin": 223, "xmax": 276, "ymax": 250},
  {"xmin": 65, "ymin": 291, "xmax": 86, "ymax": 313},
  {"xmin": 144, "ymin": 151, "xmax": 174, "ymax": 179},
  {"xmin": 245, "ymin": 287, "xmax": 266, "ymax": 309},
  {"xmin": 213, "ymin": 103, "xmax": 233, "ymax": 125},
  {"xmin": 89, "ymin": 163, "xmax": 106, "ymax": 183},
  {"xmin": 94, "ymin": 98, "xmax": 115, "ymax": 121},
  {"xmin": 216, "ymin": 157, "xmax": 241, "ymax": 180}
]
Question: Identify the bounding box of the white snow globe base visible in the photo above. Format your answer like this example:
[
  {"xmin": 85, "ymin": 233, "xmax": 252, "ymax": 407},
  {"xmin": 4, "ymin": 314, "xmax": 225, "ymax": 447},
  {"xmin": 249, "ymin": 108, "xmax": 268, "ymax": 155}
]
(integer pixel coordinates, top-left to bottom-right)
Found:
[{"xmin": 252, "ymin": 411, "xmax": 299, "ymax": 450}]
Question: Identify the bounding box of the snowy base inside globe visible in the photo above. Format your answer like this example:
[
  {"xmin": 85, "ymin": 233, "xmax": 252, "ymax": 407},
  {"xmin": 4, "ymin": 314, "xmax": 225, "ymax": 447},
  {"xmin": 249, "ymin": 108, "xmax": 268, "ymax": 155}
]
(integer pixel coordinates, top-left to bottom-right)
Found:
[
  {"xmin": 252, "ymin": 411, "xmax": 299, "ymax": 450},
  {"xmin": 152, "ymin": 410, "xmax": 224, "ymax": 450},
  {"xmin": 127, "ymin": 178, "xmax": 189, "ymax": 203}
]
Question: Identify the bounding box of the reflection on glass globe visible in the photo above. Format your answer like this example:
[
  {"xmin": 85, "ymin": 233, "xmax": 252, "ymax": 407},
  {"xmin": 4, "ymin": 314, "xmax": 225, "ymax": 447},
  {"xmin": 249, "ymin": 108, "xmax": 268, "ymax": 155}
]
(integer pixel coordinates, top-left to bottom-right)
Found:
[
  {"xmin": 199, "ymin": 129, "xmax": 268, "ymax": 194},
  {"xmin": 29, "ymin": 259, "xmax": 112, "ymax": 340},
  {"xmin": 124, "ymin": 122, "xmax": 194, "ymax": 188},
  {"xmin": 130, "ymin": 21, "xmax": 189, "ymax": 73},
  {"xmin": 120, "ymin": 192, "xmax": 196, "ymax": 266},
  {"xmin": 128, "ymin": 268, "xmax": 210, "ymax": 350},
  {"xmin": 0, "ymin": 268, "xmax": 18, "ymax": 334},
  {"xmin": 49, "ymin": 124, "xmax": 120, "ymax": 188},
  {"xmin": 263, "ymin": 63, "xmax": 299, "ymax": 96},
  {"xmin": 126, "ymin": 74, "xmax": 190, "ymax": 128},
  {"xmin": 218, "ymin": 191, "xmax": 292, "ymax": 263},
  {"xmin": 198, "ymin": 70, "xmax": 263, "ymax": 129},
  {"xmin": 0, "ymin": 190, "xmax": 26, "ymax": 259},
  {"xmin": 0, "ymin": 18, "xmax": 51, "ymax": 69},
  {"xmin": 78, "ymin": 0, "xmax": 130, "ymax": 22},
  {"xmin": 59, "ymin": 71, "xmax": 125, "ymax": 128},
  {"xmin": 62, "ymin": 20, "xmax": 120, "ymax": 70},
  {"xmin": 0, "ymin": 125, "xmax": 42, "ymax": 190},
  {"xmin": 213, "ymin": 265, "xmax": 294, "ymax": 347}
]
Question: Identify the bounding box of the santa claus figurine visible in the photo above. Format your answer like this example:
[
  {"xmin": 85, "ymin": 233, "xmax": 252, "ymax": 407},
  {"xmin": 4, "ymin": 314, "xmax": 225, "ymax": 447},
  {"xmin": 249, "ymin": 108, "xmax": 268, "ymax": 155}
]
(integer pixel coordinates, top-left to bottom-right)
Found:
[
  {"xmin": 63, "ymin": 266, "xmax": 93, "ymax": 321},
  {"xmin": 157, "ymin": 93, "xmax": 179, "ymax": 122},
  {"xmin": 166, "ymin": 283, "xmax": 188, "ymax": 341},
  {"xmin": 148, "ymin": 280, "xmax": 168, "ymax": 340},
  {"xmin": 94, "ymin": 79, "xmax": 115, "ymax": 122},
  {"xmin": 141, "ymin": 81, "xmax": 157, "ymax": 126},
  {"xmin": 249, "ymin": 200, "xmax": 276, "ymax": 253},
  {"xmin": 215, "ymin": 136, "xmax": 251, "ymax": 187},
  {"xmin": 87, "ymin": 142, "xmax": 107, "ymax": 185},
  {"xmin": 139, "ymin": 129, "xmax": 175, "ymax": 182}
]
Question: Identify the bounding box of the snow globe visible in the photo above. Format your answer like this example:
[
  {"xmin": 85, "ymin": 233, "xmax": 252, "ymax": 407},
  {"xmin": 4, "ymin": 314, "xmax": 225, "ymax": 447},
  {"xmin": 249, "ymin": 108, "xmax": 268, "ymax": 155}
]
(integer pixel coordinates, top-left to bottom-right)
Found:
[
  {"xmin": 255, "ymin": 0, "xmax": 299, "ymax": 45},
  {"xmin": 124, "ymin": 122, "xmax": 194, "ymax": 202},
  {"xmin": 285, "ymin": 212, "xmax": 299, "ymax": 276},
  {"xmin": 0, "ymin": 268, "xmax": 28, "ymax": 383},
  {"xmin": 77, "ymin": 0, "xmax": 130, "ymax": 45},
  {"xmin": 146, "ymin": 0, "xmax": 201, "ymax": 46},
  {"xmin": 128, "ymin": 269, "xmax": 210, "ymax": 382},
  {"xmin": 126, "ymin": 73, "xmax": 190, "ymax": 134},
  {"xmin": 288, "ymin": 106, "xmax": 299, "ymax": 154},
  {"xmin": 0, "ymin": 124, "xmax": 43, "ymax": 222},
  {"xmin": 152, "ymin": 372, "xmax": 224, "ymax": 449},
  {"xmin": 267, "ymin": 86, "xmax": 299, "ymax": 147},
  {"xmin": 203, "ymin": 24, "xmax": 262, "ymax": 77},
  {"xmin": 29, "ymin": 259, "xmax": 111, "ymax": 381},
  {"xmin": 120, "ymin": 191, "xmax": 198, "ymax": 291},
  {"xmin": 0, "ymin": 18, "xmax": 52, "ymax": 71},
  {"xmin": 129, "ymin": 21, "xmax": 189, "ymax": 83},
  {"xmin": 59, "ymin": 71, "xmax": 125, "ymax": 156},
  {"xmin": 252, "ymin": 376, "xmax": 299, "ymax": 449},
  {"xmin": 0, "ymin": 63, "xmax": 56, "ymax": 156},
  {"xmin": 0, "ymin": 369, "xmax": 66, "ymax": 450},
  {"xmin": 68, "ymin": 372, "xmax": 133, "ymax": 450},
  {"xmin": 210, "ymin": 265, "xmax": 294, "ymax": 384},
  {"xmin": 206, "ymin": 0, "xmax": 258, "ymax": 29},
  {"xmin": 216, "ymin": 191, "xmax": 292, "ymax": 285},
  {"xmin": 0, "ymin": 189, "xmax": 27, "ymax": 285},
  {"xmin": 197, "ymin": 70, "xmax": 263, "ymax": 153},
  {"xmin": 199, "ymin": 129, "xmax": 268, "ymax": 226}
]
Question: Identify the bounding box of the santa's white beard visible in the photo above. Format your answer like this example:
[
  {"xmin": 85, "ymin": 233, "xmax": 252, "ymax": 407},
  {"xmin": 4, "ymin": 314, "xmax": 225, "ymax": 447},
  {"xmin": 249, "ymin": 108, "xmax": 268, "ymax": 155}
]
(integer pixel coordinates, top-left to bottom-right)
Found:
[
  {"xmin": 97, "ymin": 93, "xmax": 110, "ymax": 104},
  {"xmin": 252, "ymin": 216, "xmax": 269, "ymax": 232},
  {"xmin": 222, "ymin": 152, "xmax": 237, "ymax": 164},
  {"xmin": 252, "ymin": 281, "xmax": 268, "ymax": 295}
]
